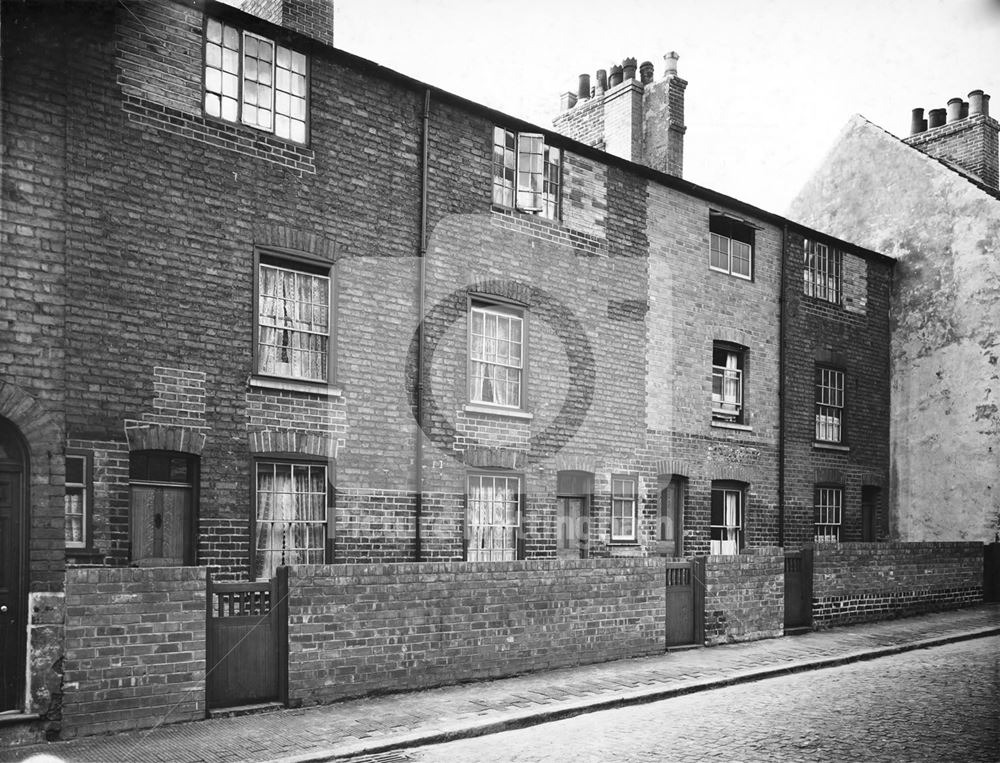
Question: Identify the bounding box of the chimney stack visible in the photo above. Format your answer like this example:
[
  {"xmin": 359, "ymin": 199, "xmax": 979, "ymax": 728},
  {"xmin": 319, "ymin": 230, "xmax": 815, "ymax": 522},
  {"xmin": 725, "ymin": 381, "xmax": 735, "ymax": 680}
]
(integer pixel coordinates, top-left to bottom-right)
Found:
[
  {"xmin": 904, "ymin": 89, "xmax": 999, "ymax": 189},
  {"xmin": 552, "ymin": 51, "xmax": 687, "ymax": 178},
  {"xmin": 240, "ymin": 0, "xmax": 335, "ymax": 48}
]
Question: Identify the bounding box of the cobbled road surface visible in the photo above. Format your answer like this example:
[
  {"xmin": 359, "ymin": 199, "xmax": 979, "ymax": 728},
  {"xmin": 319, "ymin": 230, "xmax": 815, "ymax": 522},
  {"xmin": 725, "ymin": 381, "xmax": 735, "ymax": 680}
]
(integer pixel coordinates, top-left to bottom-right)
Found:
[{"xmin": 386, "ymin": 635, "xmax": 1000, "ymax": 763}]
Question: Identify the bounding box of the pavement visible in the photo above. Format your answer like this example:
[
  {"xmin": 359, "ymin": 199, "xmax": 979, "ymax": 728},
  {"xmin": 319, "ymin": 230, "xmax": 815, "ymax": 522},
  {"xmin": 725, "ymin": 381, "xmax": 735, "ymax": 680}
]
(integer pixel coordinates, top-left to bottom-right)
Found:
[{"xmin": 5, "ymin": 603, "xmax": 1000, "ymax": 763}]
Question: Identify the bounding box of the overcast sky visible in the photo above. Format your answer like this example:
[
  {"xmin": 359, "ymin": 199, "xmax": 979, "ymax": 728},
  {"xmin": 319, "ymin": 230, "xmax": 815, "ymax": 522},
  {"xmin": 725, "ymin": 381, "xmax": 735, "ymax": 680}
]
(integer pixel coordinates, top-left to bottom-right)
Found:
[{"xmin": 330, "ymin": 0, "xmax": 1000, "ymax": 215}]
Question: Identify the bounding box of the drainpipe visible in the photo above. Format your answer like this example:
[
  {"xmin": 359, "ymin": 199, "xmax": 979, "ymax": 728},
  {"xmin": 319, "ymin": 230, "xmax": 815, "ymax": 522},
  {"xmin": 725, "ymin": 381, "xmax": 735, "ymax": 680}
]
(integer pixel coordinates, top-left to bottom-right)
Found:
[
  {"xmin": 414, "ymin": 89, "xmax": 431, "ymax": 561},
  {"xmin": 778, "ymin": 222, "xmax": 788, "ymax": 548}
]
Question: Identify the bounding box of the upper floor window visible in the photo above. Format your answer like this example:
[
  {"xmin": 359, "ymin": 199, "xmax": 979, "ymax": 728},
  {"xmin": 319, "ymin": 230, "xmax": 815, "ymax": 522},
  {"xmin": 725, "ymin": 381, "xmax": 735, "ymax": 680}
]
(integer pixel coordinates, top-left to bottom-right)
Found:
[
  {"xmin": 709, "ymin": 214, "xmax": 753, "ymax": 279},
  {"xmin": 467, "ymin": 473, "xmax": 522, "ymax": 561},
  {"xmin": 469, "ymin": 302, "xmax": 524, "ymax": 409},
  {"xmin": 815, "ymin": 367, "xmax": 845, "ymax": 443},
  {"xmin": 712, "ymin": 343, "xmax": 745, "ymax": 424},
  {"xmin": 204, "ymin": 18, "xmax": 308, "ymax": 144},
  {"xmin": 492, "ymin": 127, "xmax": 561, "ymax": 220},
  {"xmin": 611, "ymin": 475, "xmax": 638, "ymax": 542},
  {"xmin": 814, "ymin": 486, "xmax": 843, "ymax": 542},
  {"xmin": 803, "ymin": 240, "xmax": 842, "ymax": 304},
  {"xmin": 65, "ymin": 453, "xmax": 90, "ymax": 549},
  {"xmin": 256, "ymin": 255, "xmax": 332, "ymax": 383}
]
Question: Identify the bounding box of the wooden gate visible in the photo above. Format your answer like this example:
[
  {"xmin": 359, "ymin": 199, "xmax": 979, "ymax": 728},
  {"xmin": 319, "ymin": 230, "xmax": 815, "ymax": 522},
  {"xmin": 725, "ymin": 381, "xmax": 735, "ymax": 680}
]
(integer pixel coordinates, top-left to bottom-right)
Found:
[
  {"xmin": 206, "ymin": 568, "xmax": 288, "ymax": 709},
  {"xmin": 985, "ymin": 543, "xmax": 1000, "ymax": 603},
  {"xmin": 784, "ymin": 548, "xmax": 813, "ymax": 633},
  {"xmin": 665, "ymin": 559, "xmax": 704, "ymax": 647}
]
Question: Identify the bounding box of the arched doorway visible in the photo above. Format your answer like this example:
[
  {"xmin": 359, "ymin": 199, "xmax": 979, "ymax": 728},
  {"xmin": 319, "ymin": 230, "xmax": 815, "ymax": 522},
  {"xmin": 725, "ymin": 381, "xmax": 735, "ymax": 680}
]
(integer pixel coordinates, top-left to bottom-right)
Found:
[{"xmin": 0, "ymin": 417, "xmax": 28, "ymax": 711}]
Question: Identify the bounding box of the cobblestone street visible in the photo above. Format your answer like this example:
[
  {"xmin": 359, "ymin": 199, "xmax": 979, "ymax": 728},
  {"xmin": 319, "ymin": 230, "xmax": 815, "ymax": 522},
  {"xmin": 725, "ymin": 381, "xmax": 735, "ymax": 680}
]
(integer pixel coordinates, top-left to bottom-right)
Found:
[{"xmin": 395, "ymin": 635, "xmax": 1000, "ymax": 763}]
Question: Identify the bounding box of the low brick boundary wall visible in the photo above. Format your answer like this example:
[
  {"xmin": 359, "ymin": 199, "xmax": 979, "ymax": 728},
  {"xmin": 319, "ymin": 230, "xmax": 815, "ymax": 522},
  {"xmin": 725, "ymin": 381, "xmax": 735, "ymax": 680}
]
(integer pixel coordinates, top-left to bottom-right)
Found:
[
  {"xmin": 61, "ymin": 567, "xmax": 207, "ymax": 738},
  {"xmin": 811, "ymin": 542, "xmax": 983, "ymax": 627},
  {"xmin": 703, "ymin": 549, "xmax": 784, "ymax": 645},
  {"xmin": 286, "ymin": 558, "xmax": 668, "ymax": 705}
]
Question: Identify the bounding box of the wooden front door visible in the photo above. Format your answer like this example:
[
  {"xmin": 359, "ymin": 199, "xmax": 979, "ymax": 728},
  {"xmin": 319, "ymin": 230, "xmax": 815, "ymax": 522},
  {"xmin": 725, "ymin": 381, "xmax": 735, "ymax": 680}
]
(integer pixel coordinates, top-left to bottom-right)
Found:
[
  {"xmin": 0, "ymin": 421, "xmax": 27, "ymax": 711},
  {"xmin": 556, "ymin": 496, "xmax": 588, "ymax": 559}
]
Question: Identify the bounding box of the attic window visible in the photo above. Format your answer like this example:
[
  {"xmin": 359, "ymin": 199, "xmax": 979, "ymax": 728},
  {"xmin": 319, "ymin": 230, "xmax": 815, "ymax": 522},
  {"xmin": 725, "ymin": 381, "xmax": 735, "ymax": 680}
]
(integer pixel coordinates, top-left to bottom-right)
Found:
[
  {"xmin": 204, "ymin": 18, "xmax": 308, "ymax": 144},
  {"xmin": 492, "ymin": 127, "xmax": 562, "ymax": 220},
  {"xmin": 709, "ymin": 213, "xmax": 754, "ymax": 279}
]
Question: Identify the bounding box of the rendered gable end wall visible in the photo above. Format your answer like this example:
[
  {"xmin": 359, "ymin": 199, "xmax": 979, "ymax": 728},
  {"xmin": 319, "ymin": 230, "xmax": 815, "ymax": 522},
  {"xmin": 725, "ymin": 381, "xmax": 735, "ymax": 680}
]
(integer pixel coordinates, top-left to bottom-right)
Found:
[{"xmin": 788, "ymin": 115, "xmax": 1000, "ymax": 542}]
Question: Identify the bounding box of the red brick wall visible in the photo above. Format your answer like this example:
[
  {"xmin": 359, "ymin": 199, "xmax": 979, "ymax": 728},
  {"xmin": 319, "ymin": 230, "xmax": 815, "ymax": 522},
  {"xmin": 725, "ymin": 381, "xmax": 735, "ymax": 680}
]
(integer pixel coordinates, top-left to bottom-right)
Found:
[
  {"xmin": 811, "ymin": 542, "xmax": 983, "ymax": 627},
  {"xmin": 703, "ymin": 549, "xmax": 784, "ymax": 645},
  {"xmin": 286, "ymin": 559, "xmax": 668, "ymax": 705},
  {"xmin": 782, "ymin": 230, "xmax": 892, "ymax": 548},
  {"xmin": 61, "ymin": 567, "xmax": 207, "ymax": 738}
]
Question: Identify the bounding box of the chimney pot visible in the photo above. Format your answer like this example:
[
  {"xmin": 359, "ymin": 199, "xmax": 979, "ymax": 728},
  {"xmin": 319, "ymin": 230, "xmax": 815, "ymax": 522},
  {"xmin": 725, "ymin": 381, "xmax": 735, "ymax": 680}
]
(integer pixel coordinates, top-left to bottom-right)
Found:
[
  {"xmin": 639, "ymin": 60, "xmax": 654, "ymax": 85},
  {"xmin": 663, "ymin": 51, "xmax": 679, "ymax": 77},
  {"xmin": 609, "ymin": 64, "xmax": 623, "ymax": 88},
  {"xmin": 960, "ymin": 101, "xmax": 969, "ymax": 119},
  {"xmin": 622, "ymin": 57, "xmax": 637, "ymax": 81},
  {"xmin": 947, "ymin": 97, "xmax": 963, "ymax": 123},
  {"xmin": 578, "ymin": 74, "xmax": 591, "ymax": 100},
  {"xmin": 595, "ymin": 69, "xmax": 607, "ymax": 95},
  {"xmin": 928, "ymin": 108, "xmax": 946, "ymax": 129},
  {"xmin": 910, "ymin": 108, "xmax": 926, "ymax": 135},
  {"xmin": 968, "ymin": 89, "xmax": 989, "ymax": 117}
]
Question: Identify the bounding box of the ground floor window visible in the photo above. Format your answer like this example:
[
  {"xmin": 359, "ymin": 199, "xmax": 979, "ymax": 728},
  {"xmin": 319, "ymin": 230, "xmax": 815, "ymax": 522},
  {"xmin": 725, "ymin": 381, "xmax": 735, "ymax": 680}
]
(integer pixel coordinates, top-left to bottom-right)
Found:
[
  {"xmin": 467, "ymin": 473, "xmax": 521, "ymax": 561},
  {"xmin": 814, "ymin": 486, "xmax": 843, "ymax": 542},
  {"xmin": 660, "ymin": 477, "xmax": 685, "ymax": 556},
  {"xmin": 710, "ymin": 482, "xmax": 743, "ymax": 555},
  {"xmin": 611, "ymin": 474, "xmax": 638, "ymax": 542},
  {"xmin": 254, "ymin": 461, "xmax": 328, "ymax": 579}
]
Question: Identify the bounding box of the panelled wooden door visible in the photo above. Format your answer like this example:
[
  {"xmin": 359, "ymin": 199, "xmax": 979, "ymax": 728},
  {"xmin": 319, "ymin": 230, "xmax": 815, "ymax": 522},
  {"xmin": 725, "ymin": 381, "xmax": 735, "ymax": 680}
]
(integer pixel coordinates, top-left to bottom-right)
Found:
[{"xmin": 0, "ymin": 422, "xmax": 27, "ymax": 711}]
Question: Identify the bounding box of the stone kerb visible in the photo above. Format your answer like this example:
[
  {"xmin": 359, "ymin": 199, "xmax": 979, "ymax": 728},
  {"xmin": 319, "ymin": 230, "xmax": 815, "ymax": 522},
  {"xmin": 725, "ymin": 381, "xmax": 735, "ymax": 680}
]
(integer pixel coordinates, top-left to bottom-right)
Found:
[{"xmin": 285, "ymin": 558, "xmax": 669, "ymax": 706}]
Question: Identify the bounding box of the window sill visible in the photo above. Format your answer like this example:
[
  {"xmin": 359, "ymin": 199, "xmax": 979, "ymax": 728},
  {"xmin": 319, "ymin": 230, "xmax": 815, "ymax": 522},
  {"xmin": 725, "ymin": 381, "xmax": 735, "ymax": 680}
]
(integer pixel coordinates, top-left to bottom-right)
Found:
[
  {"xmin": 813, "ymin": 441, "xmax": 850, "ymax": 452},
  {"xmin": 249, "ymin": 375, "xmax": 343, "ymax": 398},
  {"xmin": 462, "ymin": 403, "xmax": 534, "ymax": 420},
  {"xmin": 608, "ymin": 539, "xmax": 640, "ymax": 546},
  {"xmin": 712, "ymin": 420, "xmax": 753, "ymax": 432},
  {"xmin": 66, "ymin": 547, "xmax": 103, "ymax": 560},
  {"xmin": 709, "ymin": 265, "xmax": 753, "ymax": 281}
]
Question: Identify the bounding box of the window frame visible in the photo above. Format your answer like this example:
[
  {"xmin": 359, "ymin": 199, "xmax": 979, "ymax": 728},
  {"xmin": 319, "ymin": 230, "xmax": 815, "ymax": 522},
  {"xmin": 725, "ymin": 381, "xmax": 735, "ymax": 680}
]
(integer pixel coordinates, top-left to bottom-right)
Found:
[
  {"xmin": 465, "ymin": 472, "xmax": 524, "ymax": 561},
  {"xmin": 250, "ymin": 456, "xmax": 332, "ymax": 580},
  {"xmin": 803, "ymin": 239, "xmax": 843, "ymax": 305},
  {"xmin": 712, "ymin": 342, "xmax": 746, "ymax": 424},
  {"xmin": 253, "ymin": 248, "xmax": 334, "ymax": 386},
  {"xmin": 814, "ymin": 485, "xmax": 843, "ymax": 543},
  {"xmin": 64, "ymin": 450, "xmax": 93, "ymax": 550},
  {"xmin": 710, "ymin": 481, "xmax": 744, "ymax": 555},
  {"xmin": 815, "ymin": 366, "xmax": 846, "ymax": 443},
  {"xmin": 610, "ymin": 474, "xmax": 639, "ymax": 543},
  {"xmin": 492, "ymin": 126, "xmax": 562, "ymax": 220},
  {"xmin": 709, "ymin": 213, "xmax": 754, "ymax": 280},
  {"xmin": 203, "ymin": 16, "xmax": 310, "ymax": 144},
  {"xmin": 467, "ymin": 297, "xmax": 527, "ymax": 411}
]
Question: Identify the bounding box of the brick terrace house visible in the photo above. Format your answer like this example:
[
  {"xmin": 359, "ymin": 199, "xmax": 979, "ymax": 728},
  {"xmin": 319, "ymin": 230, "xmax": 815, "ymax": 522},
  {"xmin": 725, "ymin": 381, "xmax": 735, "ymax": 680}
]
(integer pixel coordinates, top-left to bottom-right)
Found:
[
  {"xmin": 0, "ymin": 0, "xmax": 897, "ymax": 729},
  {"xmin": 789, "ymin": 93, "xmax": 1000, "ymax": 543}
]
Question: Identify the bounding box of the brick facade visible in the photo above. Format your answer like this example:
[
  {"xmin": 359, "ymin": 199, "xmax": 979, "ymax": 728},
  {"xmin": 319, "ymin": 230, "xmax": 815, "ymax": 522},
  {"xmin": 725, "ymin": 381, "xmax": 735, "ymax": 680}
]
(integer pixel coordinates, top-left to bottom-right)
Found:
[
  {"xmin": 781, "ymin": 229, "xmax": 892, "ymax": 548},
  {"xmin": 0, "ymin": 0, "xmax": 948, "ymax": 741}
]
